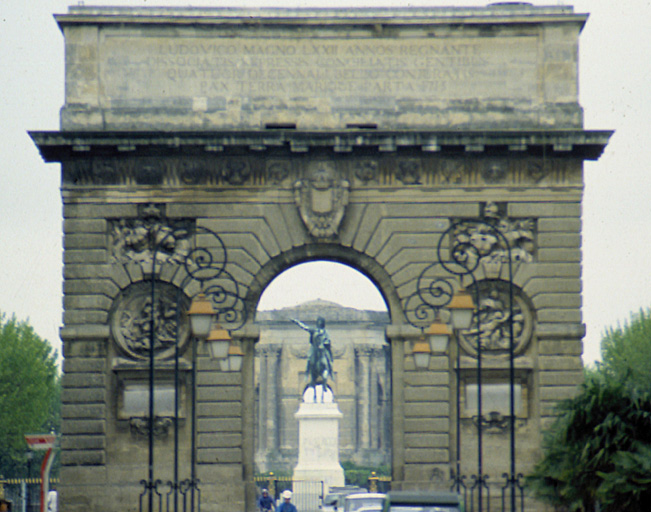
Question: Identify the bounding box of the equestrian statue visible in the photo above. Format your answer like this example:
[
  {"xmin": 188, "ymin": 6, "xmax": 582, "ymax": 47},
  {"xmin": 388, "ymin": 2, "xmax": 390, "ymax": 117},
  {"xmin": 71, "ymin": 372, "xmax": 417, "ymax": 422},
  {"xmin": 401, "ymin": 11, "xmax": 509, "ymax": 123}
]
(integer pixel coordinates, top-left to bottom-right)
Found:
[{"xmin": 292, "ymin": 316, "xmax": 335, "ymax": 394}]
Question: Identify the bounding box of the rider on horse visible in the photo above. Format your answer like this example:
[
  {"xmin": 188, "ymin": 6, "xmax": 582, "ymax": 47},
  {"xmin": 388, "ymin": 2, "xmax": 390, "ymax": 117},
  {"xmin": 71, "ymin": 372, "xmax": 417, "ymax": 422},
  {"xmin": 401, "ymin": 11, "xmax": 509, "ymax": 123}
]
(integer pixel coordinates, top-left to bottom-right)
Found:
[{"xmin": 292, "ymin": 316, "xmax": 335, "ymax": 391}]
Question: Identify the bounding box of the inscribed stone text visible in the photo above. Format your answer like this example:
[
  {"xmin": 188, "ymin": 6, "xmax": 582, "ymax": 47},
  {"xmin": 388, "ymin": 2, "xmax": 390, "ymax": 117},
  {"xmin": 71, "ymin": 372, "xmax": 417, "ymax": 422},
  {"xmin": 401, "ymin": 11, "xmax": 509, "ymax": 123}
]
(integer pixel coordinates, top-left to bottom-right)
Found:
[{"xmin": 101, "ymin": 37, "xmax": 538, "ymax": 102}]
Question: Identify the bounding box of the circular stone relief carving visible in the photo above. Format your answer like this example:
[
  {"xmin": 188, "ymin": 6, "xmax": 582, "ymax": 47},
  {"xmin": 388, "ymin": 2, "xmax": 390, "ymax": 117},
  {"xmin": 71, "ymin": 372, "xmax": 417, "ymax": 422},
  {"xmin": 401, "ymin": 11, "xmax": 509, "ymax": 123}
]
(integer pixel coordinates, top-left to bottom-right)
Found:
[
  {"xmin": 110, "ymin": 281, "xmax": 191, "ymax": 361},
  {"xmin": 458, "ymin": 280, "xmax": 533, "ymax": 358}
]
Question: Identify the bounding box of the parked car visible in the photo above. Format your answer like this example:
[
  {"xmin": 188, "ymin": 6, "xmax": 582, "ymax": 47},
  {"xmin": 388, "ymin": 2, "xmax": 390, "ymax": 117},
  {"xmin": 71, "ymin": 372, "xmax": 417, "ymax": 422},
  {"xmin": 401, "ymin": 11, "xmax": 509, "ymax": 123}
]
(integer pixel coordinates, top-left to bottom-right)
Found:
[
  {"xmin": 343, "ymin": 493, "xmax": 386, "ymax": 512},
  {"xmin": 382, "ymin": 491, "xmax": 464, "ymax": 512},
  {"xmin": 321, "ymin": 486, "xmax": 368, "ymax": 512}
]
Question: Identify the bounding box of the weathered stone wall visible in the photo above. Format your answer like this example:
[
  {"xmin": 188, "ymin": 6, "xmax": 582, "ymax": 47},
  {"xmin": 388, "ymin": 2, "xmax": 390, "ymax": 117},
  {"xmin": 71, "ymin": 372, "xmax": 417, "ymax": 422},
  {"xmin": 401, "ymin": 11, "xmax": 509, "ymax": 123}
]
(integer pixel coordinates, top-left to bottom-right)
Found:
[
  {"xmin": 52, "ymin": 147, "xmax": 594, "ymax": 511},
  {"xmin": 57, "ymin": 5, "xmax": 584, "ymax": 132},
  {"xmin": 30, "ymin": 5, "xmax": 613, "ymax": 512}
]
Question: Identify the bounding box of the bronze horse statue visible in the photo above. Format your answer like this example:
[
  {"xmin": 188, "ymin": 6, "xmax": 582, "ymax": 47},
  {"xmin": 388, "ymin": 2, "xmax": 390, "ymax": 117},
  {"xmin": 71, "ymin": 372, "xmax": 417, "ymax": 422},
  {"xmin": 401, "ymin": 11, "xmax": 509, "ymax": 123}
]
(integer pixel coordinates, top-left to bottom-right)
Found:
[{"xmin": 292, "ymin": 317, "xmax": 335, "ymax": 396}]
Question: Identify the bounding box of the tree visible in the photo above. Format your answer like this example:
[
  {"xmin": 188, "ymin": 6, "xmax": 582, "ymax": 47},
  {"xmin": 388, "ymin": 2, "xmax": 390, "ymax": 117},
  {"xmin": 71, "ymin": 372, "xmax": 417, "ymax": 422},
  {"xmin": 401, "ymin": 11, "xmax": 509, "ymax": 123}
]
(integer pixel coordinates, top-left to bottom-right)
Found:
[
  {"xmin": 0, "ymin": 313, "xmax": 60, "ymax": 477},
  {"xmin": 600, "ymin": 308, "xmax": 651, "ymax": 390},
  {"xmin": 528, "ymin": 308, "xmax": 651, "ymax": 511}
]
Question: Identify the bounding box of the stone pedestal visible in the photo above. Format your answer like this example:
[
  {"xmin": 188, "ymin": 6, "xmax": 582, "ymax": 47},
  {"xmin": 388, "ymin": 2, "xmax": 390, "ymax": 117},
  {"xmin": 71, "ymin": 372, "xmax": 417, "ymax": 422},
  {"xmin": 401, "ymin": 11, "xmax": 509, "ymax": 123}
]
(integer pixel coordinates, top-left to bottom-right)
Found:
[{"xmin": 293, "ymin": 398, "xmax": 345, "ymax": 512}]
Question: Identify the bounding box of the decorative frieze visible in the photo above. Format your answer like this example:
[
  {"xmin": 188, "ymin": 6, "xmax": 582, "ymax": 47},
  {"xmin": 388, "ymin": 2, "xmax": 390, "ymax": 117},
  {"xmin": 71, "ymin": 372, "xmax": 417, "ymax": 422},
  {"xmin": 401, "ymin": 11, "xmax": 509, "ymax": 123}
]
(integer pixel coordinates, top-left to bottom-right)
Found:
[{"xmin": 61, "ymin": 154, "xmax": 581, "ymax": 189}]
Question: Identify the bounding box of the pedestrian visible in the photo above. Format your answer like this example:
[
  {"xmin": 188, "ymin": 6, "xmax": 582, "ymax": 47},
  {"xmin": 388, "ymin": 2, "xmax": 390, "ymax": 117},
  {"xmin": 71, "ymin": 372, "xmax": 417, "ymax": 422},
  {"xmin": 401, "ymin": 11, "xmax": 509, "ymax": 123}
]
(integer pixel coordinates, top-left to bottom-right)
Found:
[
  {"xmin": 277, "ymin": 490, "xmax": 297, "ymax": 512},
  {"xmin": 0, "ymin": 498, "xmax": 12, "ymax": 512},
  {"xmin": 258, "ymin": 488, "xmax": 275, "ymax": 512}
]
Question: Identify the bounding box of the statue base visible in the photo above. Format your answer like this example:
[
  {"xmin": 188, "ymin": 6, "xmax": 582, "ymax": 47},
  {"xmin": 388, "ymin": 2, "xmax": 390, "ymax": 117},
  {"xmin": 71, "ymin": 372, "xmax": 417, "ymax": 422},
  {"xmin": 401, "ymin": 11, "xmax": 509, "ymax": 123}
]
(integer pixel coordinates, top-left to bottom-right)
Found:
[{"xmin": 293, "ymin": 389, "xmax": 345, "ymax": 512}]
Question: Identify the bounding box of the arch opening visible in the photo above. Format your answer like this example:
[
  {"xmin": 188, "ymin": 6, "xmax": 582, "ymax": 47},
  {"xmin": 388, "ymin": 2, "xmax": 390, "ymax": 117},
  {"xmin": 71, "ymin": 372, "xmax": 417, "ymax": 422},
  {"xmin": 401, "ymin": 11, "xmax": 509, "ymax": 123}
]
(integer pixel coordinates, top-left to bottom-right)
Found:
[{"xmin": 252, "ymin": 260, "xmax": 392, "ymax": 491}]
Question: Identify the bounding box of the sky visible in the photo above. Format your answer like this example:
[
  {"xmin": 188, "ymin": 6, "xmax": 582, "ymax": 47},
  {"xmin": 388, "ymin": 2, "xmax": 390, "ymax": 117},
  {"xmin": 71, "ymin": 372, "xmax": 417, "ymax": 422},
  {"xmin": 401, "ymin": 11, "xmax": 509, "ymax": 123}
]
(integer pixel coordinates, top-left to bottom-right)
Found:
[{"xmin": 0, "ymin": 0, "xmax": 649, "ymax": 366}]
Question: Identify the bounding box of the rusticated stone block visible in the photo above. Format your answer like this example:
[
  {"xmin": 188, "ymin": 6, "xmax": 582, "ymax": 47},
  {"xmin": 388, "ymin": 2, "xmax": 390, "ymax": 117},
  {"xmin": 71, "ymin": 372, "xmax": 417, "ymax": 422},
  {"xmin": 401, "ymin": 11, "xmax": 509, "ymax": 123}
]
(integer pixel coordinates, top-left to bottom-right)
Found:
[
  {"xmin": 539, "ymin": 370, "xmax": 584, "ymax": 386},
  {"xmin": 62, "ymin": 372, "xmax": 105, "ymax": 389},
  {"xmin": 61, "ymin": 419, "xmax": 106, "ymax": 435},
  {"xmin": 197, "ymin": 402, "xmax": 242, "ymax": 418},
  {"xmin": 62, "ymin": 387, "xmax": 106, "ymax": 403},
  {"xmin": 61, "ymin": 449, "xmax": 106, "ymax": 466},
  {"xmin": 60, "ymin": 435, "xmax": 106, "ymax": 451},
  {"xmin": 405, "ymin": 386, "xmax": 450, "ymax": 402},
  {"xmin": 197, "ymin": 432, "xmax": 242, "ymax": 449},
  {"xmin": 404, "ymin": 417, "xmax": 450, "ymax": 434},
  {"xmin": 62, "ymin": 403, "xmax": 106, "ymax": 419},
  {"xmin": 405, "ymin": 448, "xmax": 449, "ymax": 464},
  {"xmin": 63, "ymin": 357, "xmax": 106, "ymax": 373},
  {"xmin": 404, "ymin": 433, "xmax": 449, "ymax": 449},
  {"xmin": 197, "ymin": 418, "xmax": 242, "ymax": 433},
  {"xmin": 405, "ymin": 402, "xmax": 450, "ymax": 418},
  {"xmin": 198, "ymin": 447, "xmax": 242, "ymax": 464},
  {"xmin": 538, "ymin": 217, "xmax": 581, "ymax": 233}
]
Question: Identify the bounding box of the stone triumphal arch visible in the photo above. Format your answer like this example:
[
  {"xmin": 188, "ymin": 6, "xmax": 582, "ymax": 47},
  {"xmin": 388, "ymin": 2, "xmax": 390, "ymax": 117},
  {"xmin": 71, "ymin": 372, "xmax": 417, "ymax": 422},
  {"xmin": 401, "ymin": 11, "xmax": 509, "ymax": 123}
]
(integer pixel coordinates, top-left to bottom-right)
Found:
[{"xmin": 31, "ymin": 4, "xmax": 610, "ymax": 512}]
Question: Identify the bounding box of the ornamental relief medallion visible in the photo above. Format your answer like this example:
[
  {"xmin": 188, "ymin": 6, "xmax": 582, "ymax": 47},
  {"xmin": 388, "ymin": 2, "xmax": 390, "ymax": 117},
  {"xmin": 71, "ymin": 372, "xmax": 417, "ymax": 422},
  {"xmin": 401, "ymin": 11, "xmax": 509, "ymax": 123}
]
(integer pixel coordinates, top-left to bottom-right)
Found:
[
  {"xmin": 110, "ymin": 281, "xmax": 191, "ymax": 361},
  {"xmin": 457, "ymin": 280, "xmax": 534, "ymax": 358},
  {"xmin": 294, "ymin": 160, "xmax": 349, "ymax": 238}
]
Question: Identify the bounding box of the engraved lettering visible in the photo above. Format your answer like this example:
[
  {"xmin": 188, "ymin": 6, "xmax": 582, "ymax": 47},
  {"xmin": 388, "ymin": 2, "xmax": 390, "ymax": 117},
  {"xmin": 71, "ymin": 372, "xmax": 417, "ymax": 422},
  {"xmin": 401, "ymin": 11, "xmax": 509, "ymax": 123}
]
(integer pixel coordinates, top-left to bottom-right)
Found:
[{"xmin": 103, "ymin": 37, "xmax": 538, "ymax": 102}]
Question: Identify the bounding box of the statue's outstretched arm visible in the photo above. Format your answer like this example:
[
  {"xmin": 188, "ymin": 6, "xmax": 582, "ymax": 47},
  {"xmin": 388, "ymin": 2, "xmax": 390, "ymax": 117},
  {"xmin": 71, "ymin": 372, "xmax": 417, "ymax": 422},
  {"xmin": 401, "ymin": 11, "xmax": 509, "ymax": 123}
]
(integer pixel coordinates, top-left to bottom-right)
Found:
[{"xmin": 292, "ymin": 318, "xmax": 310, "ymax": 331}]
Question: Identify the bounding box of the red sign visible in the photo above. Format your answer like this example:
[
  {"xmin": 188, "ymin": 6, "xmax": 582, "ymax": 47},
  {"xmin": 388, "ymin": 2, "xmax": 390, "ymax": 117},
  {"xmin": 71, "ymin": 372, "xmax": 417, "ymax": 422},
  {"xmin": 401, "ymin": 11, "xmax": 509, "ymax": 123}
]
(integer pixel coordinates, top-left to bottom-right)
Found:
[{"xmin": 24, "ymin": 434, "xmax": 57, "ymax": 450}]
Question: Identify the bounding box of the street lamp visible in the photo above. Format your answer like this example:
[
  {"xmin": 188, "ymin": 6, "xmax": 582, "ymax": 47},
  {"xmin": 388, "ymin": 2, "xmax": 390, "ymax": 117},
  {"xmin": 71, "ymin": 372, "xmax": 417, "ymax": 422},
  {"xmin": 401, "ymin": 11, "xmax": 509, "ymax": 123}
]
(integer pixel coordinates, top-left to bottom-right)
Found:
[
  {"xmin": 404, "ymin": 216, "xmax": 517, "ymax": 512},
  {"xmin": 187, "ymin": 294, "xmax": 215, "ymax": 339},
  {"xmin": 411, "ymin": 337, "xmax": 432, "ymax": 369},
  {"xmin": 412, "ymin": 319, "xmax": 453, "ymax": 369},
  {"xmin": 424, "ymin": 320, "xmax": 452, "ymax": 353},
  {"xmin": 447, "ymin": 289, "xmax": 475, "ymax": 330},
  {"xmin": 140, "ymin": 224, "xmax": 247, "ymax": 512},
  {"xmin": 205, "ymin": 324, "xmax": 232, "ymax": 360},
  {"xmin": 219, "ymin": 342, "xmax": 245, "ymax": 372}
]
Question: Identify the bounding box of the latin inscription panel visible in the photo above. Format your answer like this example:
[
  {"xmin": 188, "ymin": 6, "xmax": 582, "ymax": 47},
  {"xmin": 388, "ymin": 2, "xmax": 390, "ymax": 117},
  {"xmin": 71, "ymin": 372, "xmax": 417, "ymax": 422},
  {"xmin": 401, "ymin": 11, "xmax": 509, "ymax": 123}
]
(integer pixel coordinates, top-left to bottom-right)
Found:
[{"xmin": 100, "ymin": 35, "xmax": 539, "ymax": 106}]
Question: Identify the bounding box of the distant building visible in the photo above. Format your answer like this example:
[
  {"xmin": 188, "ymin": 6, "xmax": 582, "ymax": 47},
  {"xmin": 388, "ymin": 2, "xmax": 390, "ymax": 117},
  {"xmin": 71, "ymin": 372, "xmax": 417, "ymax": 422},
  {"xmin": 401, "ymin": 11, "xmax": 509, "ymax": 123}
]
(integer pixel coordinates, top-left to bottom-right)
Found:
[{"xmin": 254, "ymin": 300, "xmax": 391, "ymax": 473}]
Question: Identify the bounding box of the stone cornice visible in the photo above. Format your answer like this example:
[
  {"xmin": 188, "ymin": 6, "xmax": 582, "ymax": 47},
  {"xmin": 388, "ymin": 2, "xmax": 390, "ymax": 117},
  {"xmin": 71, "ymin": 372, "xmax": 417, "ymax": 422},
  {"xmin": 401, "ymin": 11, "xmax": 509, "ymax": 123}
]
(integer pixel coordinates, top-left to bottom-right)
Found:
[
  {"xmin": 30, "ymin": 130, "xmax": 613, "ymax": 163},
  {"xmin": 55, "ymin": 6, "xmax": 587, "ymax": 30}
]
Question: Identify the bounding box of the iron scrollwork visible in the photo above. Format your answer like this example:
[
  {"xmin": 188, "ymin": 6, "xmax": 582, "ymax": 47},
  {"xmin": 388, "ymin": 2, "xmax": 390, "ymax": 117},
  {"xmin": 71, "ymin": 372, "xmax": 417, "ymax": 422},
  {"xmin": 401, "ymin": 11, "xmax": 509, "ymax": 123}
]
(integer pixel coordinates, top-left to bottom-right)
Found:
[
  {"xmin": 404, "ymin": 205, "xmax": 529, "ymax": 512},
  {"xmin": 110, "ymin": 206, "xmax": 247, "ymax": 361}
]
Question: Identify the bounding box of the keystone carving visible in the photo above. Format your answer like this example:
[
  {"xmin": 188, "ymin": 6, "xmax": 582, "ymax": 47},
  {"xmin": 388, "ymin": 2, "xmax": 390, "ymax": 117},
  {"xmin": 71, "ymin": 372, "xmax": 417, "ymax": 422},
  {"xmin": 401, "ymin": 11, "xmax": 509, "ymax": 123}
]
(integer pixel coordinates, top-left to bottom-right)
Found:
[{"xmin": 294, "ymin": 160, "xmax": 349, "ymax": 238}]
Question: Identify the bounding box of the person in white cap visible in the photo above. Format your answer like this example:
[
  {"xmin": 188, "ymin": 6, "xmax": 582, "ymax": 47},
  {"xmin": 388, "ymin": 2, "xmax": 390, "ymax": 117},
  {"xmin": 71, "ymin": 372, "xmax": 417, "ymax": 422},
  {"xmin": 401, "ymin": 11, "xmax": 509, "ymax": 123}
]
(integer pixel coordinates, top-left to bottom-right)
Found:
[{"xmin": 277, "ymin": 490, "xmax": 297, "ymax": 512}]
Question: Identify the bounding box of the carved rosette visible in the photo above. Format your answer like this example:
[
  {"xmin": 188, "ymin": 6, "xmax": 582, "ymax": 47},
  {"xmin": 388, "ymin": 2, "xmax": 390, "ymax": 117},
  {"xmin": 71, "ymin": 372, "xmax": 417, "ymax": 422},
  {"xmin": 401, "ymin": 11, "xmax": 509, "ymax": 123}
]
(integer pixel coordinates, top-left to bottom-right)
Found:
[
  {"xmin": 266, "ymin": 161, "xmax": 290, "ymax": 185},
  {"xmin": 482, "ymin": 159, "xmax": 508, "ymax": 184},
  {"xmin": 110, "ymin": 281, "xmax": 191, "ymax": 361},
  {"xmin": 294, "ymin": 160, "xmax": 349, "ymax": 238},
  {"xmin": 353, "ymin": 160, "xmax": 379, "ymax": 184},
  {"xmin": 457, "ymin": 280, "xmax": 533, "ymax": 358},
  {"xmin": 395, "ymin": 159, "xmax": 422, "ymax": 185}
]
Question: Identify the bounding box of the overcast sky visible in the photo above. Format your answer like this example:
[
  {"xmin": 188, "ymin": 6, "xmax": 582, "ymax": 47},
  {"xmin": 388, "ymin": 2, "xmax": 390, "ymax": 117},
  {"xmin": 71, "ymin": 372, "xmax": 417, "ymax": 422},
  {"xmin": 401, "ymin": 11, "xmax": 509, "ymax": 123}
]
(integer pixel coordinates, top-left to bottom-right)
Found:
[{"xmin": 1, "ymin": 0, "xmax": 649, "ymax": 366}]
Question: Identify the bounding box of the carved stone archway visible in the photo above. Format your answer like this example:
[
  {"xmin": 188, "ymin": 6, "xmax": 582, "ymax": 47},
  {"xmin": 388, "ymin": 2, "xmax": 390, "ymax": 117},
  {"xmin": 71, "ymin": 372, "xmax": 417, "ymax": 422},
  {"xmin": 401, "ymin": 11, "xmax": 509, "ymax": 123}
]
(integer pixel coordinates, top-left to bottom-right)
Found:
[{"xmin": 31, "ymin": 5, "xmax": 610, "ymax": 512}]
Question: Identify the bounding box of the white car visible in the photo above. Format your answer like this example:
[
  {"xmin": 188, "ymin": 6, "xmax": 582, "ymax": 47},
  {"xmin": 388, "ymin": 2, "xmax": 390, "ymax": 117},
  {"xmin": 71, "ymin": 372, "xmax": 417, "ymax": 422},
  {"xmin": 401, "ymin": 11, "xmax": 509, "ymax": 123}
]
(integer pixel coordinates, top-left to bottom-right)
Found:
[{"xmin": 343, "ymin": 493, "xmax": 387, "ymax": 512}]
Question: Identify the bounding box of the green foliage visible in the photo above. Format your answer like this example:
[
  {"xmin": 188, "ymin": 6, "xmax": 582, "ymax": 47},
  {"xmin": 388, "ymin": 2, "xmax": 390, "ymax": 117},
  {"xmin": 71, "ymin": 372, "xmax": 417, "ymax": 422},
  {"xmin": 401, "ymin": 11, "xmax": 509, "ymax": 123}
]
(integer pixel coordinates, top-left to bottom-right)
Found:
[
  {"xmin": 528, "ymin": 307, "xmax": 651, "ymax": 511},
  {"xmin": 600, "ymin": 308, "xmax": 651, "ymax": 390},
  {"xmin": 342, "ymin": 461, "xmax": 390, "ymax": 488},
  {"xmin": 0, "ymin": 313, "xmax": 60, "ymax": 477}
]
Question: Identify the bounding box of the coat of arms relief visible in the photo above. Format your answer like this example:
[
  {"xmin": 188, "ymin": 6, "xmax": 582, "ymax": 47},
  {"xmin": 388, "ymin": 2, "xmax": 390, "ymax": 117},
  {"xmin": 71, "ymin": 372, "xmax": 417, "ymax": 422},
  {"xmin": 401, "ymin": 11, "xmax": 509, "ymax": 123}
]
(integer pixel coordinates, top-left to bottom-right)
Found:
[{"xmin": 294, "ymin": 160, "xmax": 349, "ymax": 238}]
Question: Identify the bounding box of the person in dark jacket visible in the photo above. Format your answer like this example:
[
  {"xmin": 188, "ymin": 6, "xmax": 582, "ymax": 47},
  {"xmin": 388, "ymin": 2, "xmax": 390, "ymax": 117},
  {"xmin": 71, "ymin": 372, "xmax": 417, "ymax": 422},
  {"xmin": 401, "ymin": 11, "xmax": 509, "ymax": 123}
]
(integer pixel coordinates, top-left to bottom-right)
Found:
[{"xmin": 258, "ymin": 488, "xmax": 275, "ymax": 512}]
